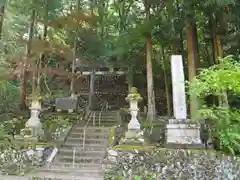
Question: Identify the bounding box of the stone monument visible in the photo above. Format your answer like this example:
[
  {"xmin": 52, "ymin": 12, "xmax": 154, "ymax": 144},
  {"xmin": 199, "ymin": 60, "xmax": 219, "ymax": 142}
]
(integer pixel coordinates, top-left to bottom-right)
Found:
[
  {"xmin": 166, "ymin": 55, "xmax": 202, "ymax": 148},
  {"xmin": 120, "ymin": 87, "xmax": 144, "ymax": 144},
  {"xmin": 55, "ymin": 95, "xmax": 78, "ymax": 113}
]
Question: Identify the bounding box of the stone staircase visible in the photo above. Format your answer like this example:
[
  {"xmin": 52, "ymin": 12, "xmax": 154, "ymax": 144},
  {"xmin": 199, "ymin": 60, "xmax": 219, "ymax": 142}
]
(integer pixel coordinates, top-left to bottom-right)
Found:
[{"xmin": 28, "ymin": 110, "xmax": 118, "ymax": 180}]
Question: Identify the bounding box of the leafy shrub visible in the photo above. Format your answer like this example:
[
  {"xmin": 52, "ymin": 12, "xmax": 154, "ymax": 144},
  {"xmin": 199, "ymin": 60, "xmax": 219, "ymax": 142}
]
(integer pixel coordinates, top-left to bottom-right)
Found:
[
  {"xmin": 2, "ymin": 118, "xmax": 26, "ymax": 138},
  {"xmin": 0, "ymin": 141, "xmax": 41, "ymax": 175},
  {"xmin": 0, "ymin": 82, "xmax": 20, "ymax": 115},
  {"xmin": 42, "ymin": 115, "xmax": 71, "ymax": 141},
  {"xmin": 119, "ymin": 108, "xmax": 131, "ymax": 125},
  {"xmin": 189, "ymin": 55, "xmax": 240, "ymax": 154}
]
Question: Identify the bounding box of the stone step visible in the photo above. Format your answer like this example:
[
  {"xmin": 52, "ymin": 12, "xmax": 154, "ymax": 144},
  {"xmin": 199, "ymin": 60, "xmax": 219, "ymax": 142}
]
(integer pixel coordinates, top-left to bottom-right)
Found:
[
  {"xmin": 64, "ymin": 139, "xmax": 107, "ymax": 145},
  {"xmin": 70, "ymin": 130, "xmax": 109, "ymax": 135},
  {"xmin": 67, "ymin": 136, "xmax": 107, "ymax": 141},
  {"xmin": 95, "ymin": 120, "xmax": 117, "ymax": 123},
  {"xmin": 72, "ymin": 125, "xmax": 107, "ymax": 128},
  {"xmin": 0, "ymin": 175, "xmax": 103, "ymax": 180},
  {"xmin": 67, "ymin": 136, "xmax": 108, "ymax": 142},
  {"xmin": 26, "ymin": 172, "xmax": 103, "ymax": 180},
  {"xmin": 90, "ymin": 124, "xmax": 116, "ymax": 128},
  {"xmin": 90, "ymin": 116, "xmax": 117, "ymax": 119},
  {"xmin": 94, "ymin": 111, "xmax": 118, "ymax": 114},
  {"xmin": 58, "ymin": 155, "xmax": 103, "ymax": 163},
  {"xmin": 95, "ymin": 115, "xmax": 117, "ymax": 118},
  {"xmin": 90, "ymin": 117, "xmax": 117, "ymax": 121},
  {"xmin": 70, "ymin": 129, "xmax": 109, "ymax": 134},
  {"xmin": 72, "ymin": 126, "xmax": 110, "ymax": 131},
  {"xmin": 50, "ymin": 162, "xmax": 102, "ymax": 168},
  {"xmin": 70, "ymin": 132, "xmax": 109, "ymax": 136},
  {"xmin": 36, "ymin": 167, "xmax": 103, "ymax": 174},
  {"xmin": 58, "ymin": 152, "xmax": 105, "ymax": 158},
  {"xmin": 95, "ymin": 119, "xmax": 117, "ymax": 122},
  {"xmin": 68, "ymin": 133, "xmax": 108, "ymax": 139},
  {"xmin": 58, "ymin": 151, "xmax": 105, "ymax": 158},
  {"xmin": 87, "ymin": 121, "xmax": 117, "ymax": 125},
  {"xmin": 88, "ymin": 115, "xmax": 117, "ymax": 119},
  {"xmin": 59, "ymin": 149, "xmax": 105, "ymax": 156},
  {"xmin": 61, "ymin": 144, "xmax": 106, "ymax": 151},
  {"xmin": 64, "ymin": 139, "xmax": 106, "ymax": 145}
]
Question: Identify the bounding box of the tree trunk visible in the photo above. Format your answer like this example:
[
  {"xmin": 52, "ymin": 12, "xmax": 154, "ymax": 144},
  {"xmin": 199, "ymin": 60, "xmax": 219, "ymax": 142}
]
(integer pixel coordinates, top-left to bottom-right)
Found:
[
  {"xmin": 213, "ymin": 9, "xmax": 229, "ymax": 150},
  {"xmin": 176, "ymin": 0, "xmax": 184, "ymax": 56},
  {"xmin": 192, "ymin": 21, "xmax": 200, "ymax": 70},
  {"xmin": 38, "ymin": 0, "xmax": 48, "ymax": 89},
  {"xmin": 209, "ymin": 14, "xmax": 218, "ymax": 64},
  {"xmin": 145, "ymin": 0, "xmax": 156, "ymax": 121},
  {"xmin": 216, "ymin": 10, "xmax": 229, "ymax": 107},
  {"xmin": 20, "ymin": 9, "xmax": 35, "ymax": 110},
  {"xmin": 216, "ymin": 35, "xmax": 223, "ymax": 58},
  {"xmin": 209, "ymin": 14, "xmax": 221, "ymax": 107},
  {"xmin": 0, "ymin": 2, "xmax": 5, "ymax": 39},
  {"xmin": 70, "ymin": 0, "xmax": 80, "ymax": 96},
  {"xmin": 162, "ymin": 47, "xmax": 172, "ymax": 117},
  {"xmin": 186, "ymin": 13, "xmax": 200, "ymax": 119},
  {"xmin": 179, "ymin": 31, "xmax": 184, "ymax": 55}
]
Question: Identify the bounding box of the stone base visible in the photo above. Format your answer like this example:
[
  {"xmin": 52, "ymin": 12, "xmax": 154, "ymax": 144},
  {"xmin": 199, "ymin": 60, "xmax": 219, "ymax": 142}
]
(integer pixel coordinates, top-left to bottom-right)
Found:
[
  {"xmin": 119, "ymin": 137, "xmax": 145, "ymax": 145},
  {"xmin": 166, "ymin": 143, "xmax": 204, "ymax": 149},
  {"xmin": 68, "ymin": 109, "xmax": 73, "ymax": 113},
  {"xmin": 118, "ymin": 129, "xmax": 144, "ymax": 145},
  {"xmin": 15, "ymin": 135, "xmax": 38, "ymax": 142},
  {"xmin": 166, "ymin": 121, "xmax": 202, "ymax": 148},
  {"xmin": 125, "ymin": 129, "xmax": 141, "ymax": 139}
]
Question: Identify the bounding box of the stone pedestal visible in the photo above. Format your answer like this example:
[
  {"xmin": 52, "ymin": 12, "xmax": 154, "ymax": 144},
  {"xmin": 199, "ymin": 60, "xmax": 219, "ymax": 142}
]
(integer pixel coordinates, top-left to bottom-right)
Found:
[{"xmin": 166, "ymin": 119, "xmax": 202, "ymax": 148}]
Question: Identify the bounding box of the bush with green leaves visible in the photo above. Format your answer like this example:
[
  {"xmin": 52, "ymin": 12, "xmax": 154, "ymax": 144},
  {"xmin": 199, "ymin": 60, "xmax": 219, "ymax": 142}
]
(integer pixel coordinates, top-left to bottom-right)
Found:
[
  {"xmin": 42, "ymin": 115, "xmax": 72, "ymax": 141},
  {"xmin": 1, "ymin": 118, "xmax": 26, "ymax": 138},
  {"xmin": 189, "ymin": 55, "xmax": 240, "ymax": 154},
  {"xmin": 0, "ymin": 82, "xmax": 20, "ymax": 115}
]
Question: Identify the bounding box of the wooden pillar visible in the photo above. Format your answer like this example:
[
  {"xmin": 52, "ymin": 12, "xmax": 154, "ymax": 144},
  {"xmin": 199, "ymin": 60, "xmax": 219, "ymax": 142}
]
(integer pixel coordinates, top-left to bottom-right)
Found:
[{"xmin": 88, "ymin": 69, "xmax": 95, "ymax": 110}]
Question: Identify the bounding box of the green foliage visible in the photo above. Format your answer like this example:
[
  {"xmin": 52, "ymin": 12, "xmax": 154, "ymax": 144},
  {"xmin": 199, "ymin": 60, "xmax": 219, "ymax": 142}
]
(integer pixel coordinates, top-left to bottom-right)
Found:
[
  {"xmin": 3, "ymin": 118, "xmax": 26, "ymax": 137},
  {"xmin": 42, "ymin": 115, "xmax": 71, "ymax": 140},
  {"xmin": 190, "ymin": 56, "xmax": 240, "ymax": 97},
  {"xmin": 0, "ymin": 82, "xmax": 20, "ymax": 115},
  {"xmin": 0, "ymin": 126, "xmax": 9, "ymax": 141},
  {"xmin": 189, "ymin": 56, "xmax": 240, "ymax": 154}
]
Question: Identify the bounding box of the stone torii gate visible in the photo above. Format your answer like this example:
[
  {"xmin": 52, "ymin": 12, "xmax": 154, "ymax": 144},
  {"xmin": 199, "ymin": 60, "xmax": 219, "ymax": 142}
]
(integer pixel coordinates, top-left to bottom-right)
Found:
[{"xmin": 74, "ymin": 59, "xmax": 127, "ymax": 110}]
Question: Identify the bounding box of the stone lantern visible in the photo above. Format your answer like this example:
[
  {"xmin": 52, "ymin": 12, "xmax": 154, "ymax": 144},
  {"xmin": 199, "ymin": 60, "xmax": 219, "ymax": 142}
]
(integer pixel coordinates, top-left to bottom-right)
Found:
[
  {"xmin": 124, "ymin": 87, "xmax": 143, "ymax": 142},
  {"xmin": 25, "ymin": 93, "xmax": 43, "ymax": 138}
]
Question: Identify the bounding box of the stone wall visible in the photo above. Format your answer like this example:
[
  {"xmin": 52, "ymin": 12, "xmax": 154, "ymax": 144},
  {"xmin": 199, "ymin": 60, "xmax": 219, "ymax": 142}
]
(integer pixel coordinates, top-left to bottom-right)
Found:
[{"xmin": 104, "ymin": 146, "xmax": 240, "ymax": 180}]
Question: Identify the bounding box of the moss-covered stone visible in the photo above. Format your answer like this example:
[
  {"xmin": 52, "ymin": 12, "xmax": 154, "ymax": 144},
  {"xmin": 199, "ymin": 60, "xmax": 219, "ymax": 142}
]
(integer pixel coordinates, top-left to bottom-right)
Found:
[
  {"xmin": 108, "ymin": 126, "xmax": 117, "ymax": 146},
  {"xmin": 108, "ymin": 125, "xmax": 125, "ymax": 147},
  {"xmin": 125, "ymin": 87, "xmax": 143, "ymax": 103},
  {"xmin": 143, "ymin": 118, "xmax": 166, "ymax": 144},
  {"xmin": 112, "ymin": 145, "xmax": 154, "ymax": 151},
  {"xmin": 105, "ymin": 147, "xmax": 240, "ymax": 180}
]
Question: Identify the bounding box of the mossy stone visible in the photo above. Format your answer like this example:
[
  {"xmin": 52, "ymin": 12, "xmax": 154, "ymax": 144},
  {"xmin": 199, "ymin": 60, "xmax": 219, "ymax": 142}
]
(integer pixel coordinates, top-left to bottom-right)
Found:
[{"xmin": 112, "ymin": 145, "xmax": 154, "ymax": 151}]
